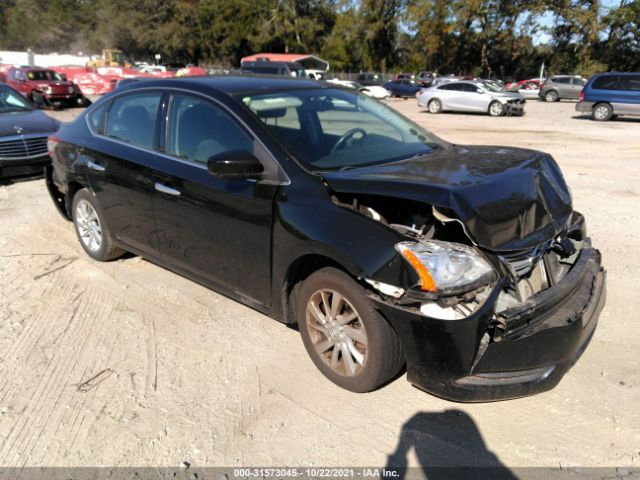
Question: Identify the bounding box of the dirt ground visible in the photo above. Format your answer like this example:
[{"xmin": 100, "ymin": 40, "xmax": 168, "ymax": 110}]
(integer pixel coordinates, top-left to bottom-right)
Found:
[{"xmin": 0, "ymin": 98, "xmax": 639, "ymax": 471}]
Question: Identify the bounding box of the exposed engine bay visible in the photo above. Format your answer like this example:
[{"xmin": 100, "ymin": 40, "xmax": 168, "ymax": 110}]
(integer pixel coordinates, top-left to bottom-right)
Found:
[{"xmin": 331, "ymin": 193, "xmax": 585, "ymax": 328}]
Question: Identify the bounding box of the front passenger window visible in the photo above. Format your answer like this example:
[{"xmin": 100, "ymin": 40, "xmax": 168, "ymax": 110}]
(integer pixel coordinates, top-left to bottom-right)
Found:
[{"xmin": 166, "ymin": 94, "xmax": 253, "ymax": 164}]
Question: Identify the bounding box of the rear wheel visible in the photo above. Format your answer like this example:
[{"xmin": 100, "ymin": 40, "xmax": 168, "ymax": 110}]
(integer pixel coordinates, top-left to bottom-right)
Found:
[
  {"xmin": 72, "ymin": 189, "xmax": 125, "ymax": 261},
  {"xmin": 428, "ymin": 98, "xmax": 442, "ymax": 114},
  {"xmin": 488, "ymin": 101, "xmax": 505, "ymax": 117},
  {"xmin": 544, "ymin": 90, "xmax": 559, "ymax": 102},
  {"xmin": 296, "ymin": 267, "xmax": 404, "ymax": 392},
  {"xmin": 592, "ymin": 103, "xmax": 613, "ymax": 121}
]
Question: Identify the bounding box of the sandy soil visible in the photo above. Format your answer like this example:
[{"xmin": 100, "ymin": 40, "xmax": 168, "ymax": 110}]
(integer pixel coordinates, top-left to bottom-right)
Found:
[{"xmin": 0, "ymin": 99, "xmax": 639, "ymax": 470}]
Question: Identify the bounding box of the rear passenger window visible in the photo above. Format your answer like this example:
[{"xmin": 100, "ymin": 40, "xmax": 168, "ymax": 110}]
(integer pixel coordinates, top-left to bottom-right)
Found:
[
  {"xmin": 166, "ymin": 94, "xmax": 253, "ymax": 164},
  {"xmin": 105, "ymin": 92, "xmax": 162, "ymax": 149},
  {"xmin": 619, "ymin": 76, "xmax": 640, "ymax": 92},
  {"xmin": 592, "ymin": 76, "xmax": 620, "ymax": 90}
]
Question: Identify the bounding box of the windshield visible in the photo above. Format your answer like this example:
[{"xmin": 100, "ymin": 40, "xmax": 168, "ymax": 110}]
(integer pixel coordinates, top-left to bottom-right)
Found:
[
  {"xmin": 0, "ymin": 87, "xmax": 33, "ymax": 113},
  {"xmin": 240, "ymin": 88, "xmax": 445, "ymax": 171},
  {"xmin": 481, "ymin": 82, "xmax": 502, "ymax": 92}
]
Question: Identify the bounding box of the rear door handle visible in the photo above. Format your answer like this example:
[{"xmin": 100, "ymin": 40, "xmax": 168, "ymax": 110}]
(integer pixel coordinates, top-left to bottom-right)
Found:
[
  {"xmin": 86, "ymin": 160, "xmax": 106, "ymax": 172},
  {"xmin": 81, "ymin": 153, "xmax": 106, "ymax": 172},
  {"xmin": 154, "ymin": 182, "xmax": 181, "ymax": 196}
]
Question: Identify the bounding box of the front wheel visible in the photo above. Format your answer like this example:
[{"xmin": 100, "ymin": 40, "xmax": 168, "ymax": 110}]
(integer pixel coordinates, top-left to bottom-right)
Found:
[
  {"xmin": 488, "ymin": 101, "xmax": 505, "ymax": 117},
  {"xmin": 296, "ymin": 267, "xmax": 404, "ymax": 392},
  {"xmin": 592, "ymin": 103, "xmax": 613, "ymax": 121},
  {"xmin": 544, "ymin": 90, "xmax": 559, "ymax": 102},
  {"xmin": 72, "ymin": 189, "xmax": 125, "ymax": 261}
]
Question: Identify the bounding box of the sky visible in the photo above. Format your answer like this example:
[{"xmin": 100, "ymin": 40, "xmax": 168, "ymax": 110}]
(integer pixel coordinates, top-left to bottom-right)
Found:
[{"xmin": 533, "ymin": 0, "xmax": 622, "ymax": 45}]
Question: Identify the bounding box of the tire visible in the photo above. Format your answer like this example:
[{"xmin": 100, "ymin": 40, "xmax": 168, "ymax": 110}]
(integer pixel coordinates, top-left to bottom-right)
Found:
[
  {"xmin": 77, "ymin": 96, "xmax": 92, "ymax": 108},
  {"xmin": 488, "ymin": 100, "xmax": 505, "ymax": 117},
  {"xmin": 544, "ymin": 90, "xmax": 559, "ymax": 102},
  {"xmin": 592, "ymin": 103, "xmax": 613, "ymax": 121},
  {"xmin": 71, "ymin": 188, "xmax": 125, "ymax": 261},
  {"xmin": 428, "ymin": 98, "xmax": 442, "ymax": 114},
  {"xmin": 295, "ymin": 267, "xmax": 404, "ymax": 392},
  {"xmin": 30, "ymin": 91, "xmax": 49, "ymax": 109}
]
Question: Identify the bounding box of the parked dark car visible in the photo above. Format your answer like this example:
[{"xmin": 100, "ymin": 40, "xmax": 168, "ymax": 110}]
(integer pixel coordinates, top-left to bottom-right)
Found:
[
  {"xmin": 539, "ymin": 75, "xmax": 586, "ymax": 102},
  {"xmin": 383, "ymin": 79, "xmax": 423, "ymax": 98},
  {"xmin": 4, "ymin": 66, "xmax": 91, "ymax": 109},
  {"xmin": 240, "ymin": 61, "xmax": 306, "ymax": 77},
  {"xmin": 46, "ymin": 76, "xmax": 605, "ymax": 402},
  {"xmin": 0, "ymin": 83, "xmax": 60, "ymax": 179},
  {"xmin": 576, "ymin": 72, "xmax": 640, "ymax": 121},
  {"xmin": 356, "ymin": 73, "xmax": 384, "ymax": 86}
]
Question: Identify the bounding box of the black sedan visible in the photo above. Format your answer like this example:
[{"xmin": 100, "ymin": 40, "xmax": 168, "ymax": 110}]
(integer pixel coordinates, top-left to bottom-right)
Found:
[
  {"xmin": 0, "ymin": 83, "xmax": 60, "ymax": 179},
  {"xmin": 46, "ymin": 76, "xmax": 605, "ymax": 401}
]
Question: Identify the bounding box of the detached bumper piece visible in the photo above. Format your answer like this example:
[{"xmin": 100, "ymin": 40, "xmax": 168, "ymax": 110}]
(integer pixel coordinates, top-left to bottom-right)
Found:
[{"xmin": 375, "ymin": 243, "xmax": 606, "ymax": 402}]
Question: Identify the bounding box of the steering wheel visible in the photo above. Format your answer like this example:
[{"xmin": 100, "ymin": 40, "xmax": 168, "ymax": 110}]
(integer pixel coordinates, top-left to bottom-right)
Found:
[{"xmin": 331, "ymin": 128, "xmax": 367, "ymax": 153}]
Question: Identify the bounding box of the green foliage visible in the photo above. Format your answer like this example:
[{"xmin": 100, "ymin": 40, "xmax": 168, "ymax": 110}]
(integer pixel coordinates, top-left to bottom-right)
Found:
[{"xmin": 0, "ymin": 0, "xmax": 637, "ymax": 77}]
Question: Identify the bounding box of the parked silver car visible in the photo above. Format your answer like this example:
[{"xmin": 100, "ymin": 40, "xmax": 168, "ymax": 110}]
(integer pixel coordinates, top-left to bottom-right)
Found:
[
  {"xmin": 539, "ymin": 75, "xmax": 586, "ymax": 102},
  {"xmin": 417, "ymin": 81, "xmax": 526, "ymax": 116}
]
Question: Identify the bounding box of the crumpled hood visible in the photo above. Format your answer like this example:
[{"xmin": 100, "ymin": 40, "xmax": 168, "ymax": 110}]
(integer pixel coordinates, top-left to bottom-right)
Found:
[
  {"xmin": 0, "ymin": 110, "xmax": 60, "ymax": 137},
  {"xmin": 493, "ymin": 91, "xmax": 524, "ymax": 101},
  {"xmin": 322, "ymin": 145, "xmax": 573, "ymax": 251}
]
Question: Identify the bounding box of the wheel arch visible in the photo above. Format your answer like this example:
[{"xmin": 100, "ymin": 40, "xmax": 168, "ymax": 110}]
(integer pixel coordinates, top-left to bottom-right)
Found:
[
  {"xmin": 64, "ymin": 181, "xmax": 88, "ymax": 219},
  {"xmin": 280, "ymin": 253, "xmax": 356, "ymax": 325}
]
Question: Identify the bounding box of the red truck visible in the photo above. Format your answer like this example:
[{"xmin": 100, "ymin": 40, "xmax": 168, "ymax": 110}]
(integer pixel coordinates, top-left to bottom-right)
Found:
[{"xmin": 3, "ymin": 66, "xmax": 90, "ymax": 108}]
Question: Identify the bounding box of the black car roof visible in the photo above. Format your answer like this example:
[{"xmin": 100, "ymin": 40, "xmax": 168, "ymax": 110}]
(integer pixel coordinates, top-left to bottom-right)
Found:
[{"xmin": 120, "ymin": 75, "xmax": 324, "ymax": 96}]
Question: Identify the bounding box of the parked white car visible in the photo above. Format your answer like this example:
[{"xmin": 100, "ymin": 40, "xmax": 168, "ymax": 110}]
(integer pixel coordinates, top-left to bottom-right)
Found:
[
  {"xmin": 327, "ymin": 78, "xmax": 390, "ymax": 101},
  {"xmin": 417, "ymin": 80, "xmax": 526, "ymax": 116}
]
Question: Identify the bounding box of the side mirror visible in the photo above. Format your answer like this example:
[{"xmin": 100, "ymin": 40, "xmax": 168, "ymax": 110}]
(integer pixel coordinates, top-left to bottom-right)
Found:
[{"xmin": 207, "ymin": 150, "xmax": 263, "ymax": 179}]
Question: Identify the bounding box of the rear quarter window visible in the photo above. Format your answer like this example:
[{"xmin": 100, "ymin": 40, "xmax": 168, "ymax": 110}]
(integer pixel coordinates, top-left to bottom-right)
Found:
[
  {"xmin": 87, "ymin": 102, "xmax": 108, "ymax": 133},
  {"xmin": 104, "ymin": 92, "xmax": 162, "ymax": 149}
]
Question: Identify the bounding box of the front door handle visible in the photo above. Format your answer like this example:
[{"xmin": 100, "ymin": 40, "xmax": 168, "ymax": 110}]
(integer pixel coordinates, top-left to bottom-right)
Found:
[{"xmin": 155, "ymin": 182, "xmax": 181, "ymax": 196}]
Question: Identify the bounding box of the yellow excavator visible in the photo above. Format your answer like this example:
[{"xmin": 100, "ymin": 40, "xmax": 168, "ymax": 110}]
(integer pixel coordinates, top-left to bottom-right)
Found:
[{"xmin": 87, "ymin": 49, "xmax": 131, "ymax": 68}]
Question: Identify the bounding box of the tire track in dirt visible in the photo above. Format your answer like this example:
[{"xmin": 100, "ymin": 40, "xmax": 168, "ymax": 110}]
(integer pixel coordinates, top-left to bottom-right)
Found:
[{"xmin": 0, "ymin": 257, "xmax": 117, "ymax": 467}]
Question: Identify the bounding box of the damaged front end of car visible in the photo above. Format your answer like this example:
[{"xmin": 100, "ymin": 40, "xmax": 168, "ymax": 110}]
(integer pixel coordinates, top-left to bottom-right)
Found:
[{"xmin": 327, "ymin": 180, "xmax": 606, "ymax": 401}]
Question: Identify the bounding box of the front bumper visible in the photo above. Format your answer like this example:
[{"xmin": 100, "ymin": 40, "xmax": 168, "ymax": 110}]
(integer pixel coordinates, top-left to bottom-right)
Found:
[
  {"xmin": 0, "ymin": 154, "xmax": 49, "ymax": 179},
  {"xmin": 374, "ymin": 243, "xmax": 606, "ymax": 402},
  {"xmin": 504, "ymin": 101, "xmax": 525, "ymax": 115},
  {"xmin": 576, "ymin": 101, "xmax": 595, "ymax": 113}
]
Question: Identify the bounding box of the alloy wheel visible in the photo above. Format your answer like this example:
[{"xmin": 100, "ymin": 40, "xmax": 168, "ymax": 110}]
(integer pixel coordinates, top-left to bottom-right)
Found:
[
  {"xmin": 305, "ymin": 289, "xmax": 368, "ymax": 377},
  {"xmin": 594, "ymin": 105, "xmax": 610, "ymax": 120},
  {"xmin": 490, "ymin": 102, "xmax": 504, "ymax": 116},
  {"xmin": 429, "ymin": 100, "xmax": 441, "ymax": 113},
  {"xmin": 75, "ymin": 199, "xmax": 103, "ymax": 252}
]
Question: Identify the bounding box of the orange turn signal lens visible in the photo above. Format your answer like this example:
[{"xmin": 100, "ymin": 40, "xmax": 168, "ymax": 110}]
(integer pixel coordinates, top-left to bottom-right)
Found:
[{"xmin": 399, "ymin": 248, "xmax": 437, "ymax": 292}]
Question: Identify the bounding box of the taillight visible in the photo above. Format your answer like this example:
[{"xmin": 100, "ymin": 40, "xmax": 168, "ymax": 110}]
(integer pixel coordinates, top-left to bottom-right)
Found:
[
  {"xmin": 47, "ymin": 136, "xmax": 60, "ymax": 158},
  {"xmin": 579, "ymin": 91, "xmax": 584, "ymax": 102}
]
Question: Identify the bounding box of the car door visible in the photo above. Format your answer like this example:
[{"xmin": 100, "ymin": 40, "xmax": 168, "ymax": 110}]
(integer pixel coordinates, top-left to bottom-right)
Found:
[
  {"xmin": 553, "ymin": 77, "xmax": 571, "ymax": 97},
  {"xmin": 84, "ymin": 90, "xmax": 163, "ymax": 258},
  {"xmin": 570, "ymin": 77, "xmax": 586, "ymax": 99},
  {"xmin": 434, "ymin": 84, "xmax": 455, "ymax": 109},
  {"xmin": 151, "ymin": 92, "xmax": 278, "ymax": 305},
  {"xmin": 615, "ymin": 75, "xmax": 640, "ymax": 115},
  {"xmin": 9, "ymin": 70, "xmax": 29, "ymax": 96},
  {"xmin": 460, "ymin": 83, "xmax": 489, "ymax": 111}
]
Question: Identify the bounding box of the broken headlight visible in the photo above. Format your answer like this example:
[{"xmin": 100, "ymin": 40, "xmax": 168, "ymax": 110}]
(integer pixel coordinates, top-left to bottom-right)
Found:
[{"xmin": 396, "ymin": 240, "xmax": 496, "ymax": 296}]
